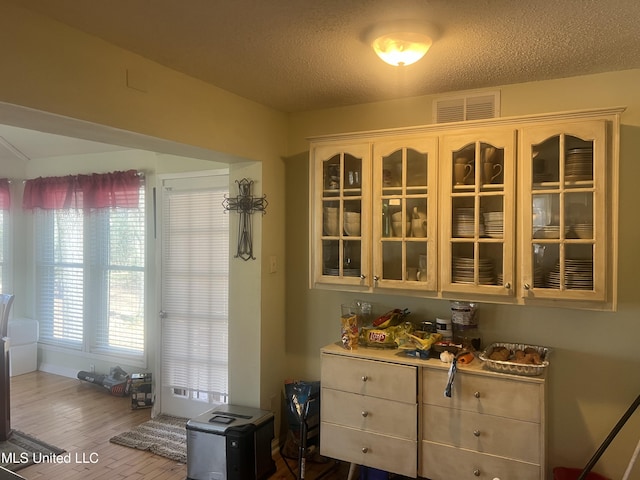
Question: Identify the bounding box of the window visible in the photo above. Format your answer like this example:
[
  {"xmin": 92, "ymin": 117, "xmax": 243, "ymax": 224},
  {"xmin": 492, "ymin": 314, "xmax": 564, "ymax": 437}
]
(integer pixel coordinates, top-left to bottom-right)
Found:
[
  {"xmin": 28, "ymin": 172, "xmax": 145, "ymax": 362},
  {"xmin": 0, "ymin": 208, "xmax": 7, "ymax": 292}
]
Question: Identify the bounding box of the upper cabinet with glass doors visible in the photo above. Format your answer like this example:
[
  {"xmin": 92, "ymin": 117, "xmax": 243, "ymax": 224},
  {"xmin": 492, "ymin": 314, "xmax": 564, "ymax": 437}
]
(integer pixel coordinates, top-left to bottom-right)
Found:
[
  {"xmin": 441, "ymin": 130, "xmax": 516, "ymax": 297},
  {"xmin": 372, "ymin": 137, "xmax": 439, "ymax": 292},
  {"xmin": 520, "ymin": 120, "xmax": 609, "ymax": 304},
  {"xmin": 311, "ymin": 143, "xmax": 371, "ymax": 288},
  {"xmin": 309, "ymin": 107, "xmax": 621, "ymax": 309}
]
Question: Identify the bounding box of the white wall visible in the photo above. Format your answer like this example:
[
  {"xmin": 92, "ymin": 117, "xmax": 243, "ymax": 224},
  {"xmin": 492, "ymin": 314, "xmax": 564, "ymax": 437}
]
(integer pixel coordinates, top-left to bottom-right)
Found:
[{"xmin": 285, "ymin": 69, "xmax": 640, "ymax": 479}]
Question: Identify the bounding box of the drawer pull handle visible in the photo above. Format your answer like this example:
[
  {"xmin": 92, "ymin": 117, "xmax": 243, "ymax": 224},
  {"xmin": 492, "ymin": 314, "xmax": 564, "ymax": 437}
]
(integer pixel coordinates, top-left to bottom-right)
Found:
[
  {"xmin": 361, "ymin": 411, "xmax": 369, "ymax": 417},
  {"xmin": 361, "ymin": 375, "xmax": 369, "ymax": 382},
  {"xmin": 473, "ymin": 429, "xmax": 481, "ymax": 437},
  {"xmin": 474, "ymin": 469, "xmax": 480, "ymax": 476},
  {"xmin": 361, "ymin": 447, "xmax": 369, "ymax": 453},
  {"xmin": 474, "ymin": 391, "xmax": 481, "ymax": 398}
]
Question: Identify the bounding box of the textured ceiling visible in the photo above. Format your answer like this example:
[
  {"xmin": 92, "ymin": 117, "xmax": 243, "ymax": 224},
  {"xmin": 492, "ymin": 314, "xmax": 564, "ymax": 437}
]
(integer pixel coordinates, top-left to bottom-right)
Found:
[
  {"xmin": 8, "ymin": 0, "xmax": 640, "ymax": 113},
  {"xmin": 2, "ymin": 0, "xmax": 640, "ymax": 163}
]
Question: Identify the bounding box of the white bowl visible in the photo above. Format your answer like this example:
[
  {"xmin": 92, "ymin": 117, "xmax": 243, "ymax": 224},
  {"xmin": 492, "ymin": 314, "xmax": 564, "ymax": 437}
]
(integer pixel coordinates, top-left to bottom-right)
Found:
[
  {"xmin": 344, "ymin": 221, "xmax": 361, "ymax": 236},
  {"xmin": 323, "ymin": 218, "xmax": 340, "ymax": 236},
  {"xmin": 392, "ymin": 221, "xmax": 409, "ymax": 237},
  {"xmin": 391, "ymin": 211, "xmax": 405, "ymax": 222}
]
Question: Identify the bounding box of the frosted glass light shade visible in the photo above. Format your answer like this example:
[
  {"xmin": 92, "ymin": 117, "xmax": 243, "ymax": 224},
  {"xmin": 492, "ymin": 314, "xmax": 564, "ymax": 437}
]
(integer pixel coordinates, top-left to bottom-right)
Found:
[{"xmin": 372, "ymin": 31, "xmax": 433, "ymax": 66}]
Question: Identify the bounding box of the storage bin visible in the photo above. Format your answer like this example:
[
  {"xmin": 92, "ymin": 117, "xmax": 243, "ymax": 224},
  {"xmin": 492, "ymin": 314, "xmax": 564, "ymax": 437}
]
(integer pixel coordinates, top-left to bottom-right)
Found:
[
  {"xmin": 7, "ymin": 318, "xmax": 39, "ymax": 376},
  {"xmin": 186, "ymin": 404, "xmax": 275, "ymax": 480},
  {"xmin": 553, "ymin": 467, "xmax": 610, "ymax": 480},
  {"xmin": 360, "ymin": 466, "xmax": 389, "ymax": 480}
]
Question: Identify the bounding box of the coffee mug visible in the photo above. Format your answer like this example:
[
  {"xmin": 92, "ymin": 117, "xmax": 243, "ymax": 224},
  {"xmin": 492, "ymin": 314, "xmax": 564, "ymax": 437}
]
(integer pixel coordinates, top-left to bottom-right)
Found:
[
  {"xmin": 416, "ymin": 268, "xmax": 427, "ymax": 282},
  {"xmin": 406, "ymin": 267, "xmax": 418, "ymax": 281},
  {"xmin": 454, "ymin": 163, "xmax": 473, "ymax": 185},
  {"xmin": 483, "ymin": 162, "xmax": 503, "ymax": 184},
  {"xmin": 411, "ymin": 218, "xmax": 427, "ymax": 237}
]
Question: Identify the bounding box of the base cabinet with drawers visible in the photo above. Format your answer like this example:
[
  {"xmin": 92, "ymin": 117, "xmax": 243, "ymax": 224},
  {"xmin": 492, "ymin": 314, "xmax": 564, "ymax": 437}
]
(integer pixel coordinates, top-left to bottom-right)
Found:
[
  {"xmin": 320, "ymin": 343, "xmax": 547, "ymax": 479},
  {"xmin": 320, "ymin": 350, "xmax": 418, "ymax": 477}
]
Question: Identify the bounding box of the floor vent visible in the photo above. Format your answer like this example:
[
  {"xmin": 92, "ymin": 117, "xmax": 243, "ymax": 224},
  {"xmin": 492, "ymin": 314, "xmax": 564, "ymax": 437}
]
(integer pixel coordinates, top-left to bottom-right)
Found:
[{"xmin": 434, "ymin": 91, "xmax": 500, "ymax": 123}]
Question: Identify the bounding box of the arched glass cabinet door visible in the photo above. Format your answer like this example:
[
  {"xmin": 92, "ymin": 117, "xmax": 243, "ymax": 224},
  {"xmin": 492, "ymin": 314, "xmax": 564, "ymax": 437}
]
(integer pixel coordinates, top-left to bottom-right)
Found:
[
  {"xmin": 520, "ymin": 120, "xmax": 607, "ymax": 302},
  {"xmin": 372, "ymin": 136, "xmax": 438, "ymax": 292},
  {"xmin": 311, "ymin": 143, "xmax": 371, "ymax": 288},
  {"xmin": 441, "ymin": 130, "xmax": 516, "ymax": 296}
]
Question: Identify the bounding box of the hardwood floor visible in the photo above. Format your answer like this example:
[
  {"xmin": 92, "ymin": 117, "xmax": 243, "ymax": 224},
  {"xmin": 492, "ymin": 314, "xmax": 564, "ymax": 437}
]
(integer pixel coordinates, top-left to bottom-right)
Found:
[{"xmin": 8, "ymin": 371, "xmax": 351, "ymax": 480}]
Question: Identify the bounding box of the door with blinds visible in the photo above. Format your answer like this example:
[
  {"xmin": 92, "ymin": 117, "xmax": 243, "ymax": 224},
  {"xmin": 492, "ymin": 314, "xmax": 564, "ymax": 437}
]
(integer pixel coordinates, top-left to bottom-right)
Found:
[{"xmin": 158, "ymin": 171, "xmax": 229, "ymax": 418}]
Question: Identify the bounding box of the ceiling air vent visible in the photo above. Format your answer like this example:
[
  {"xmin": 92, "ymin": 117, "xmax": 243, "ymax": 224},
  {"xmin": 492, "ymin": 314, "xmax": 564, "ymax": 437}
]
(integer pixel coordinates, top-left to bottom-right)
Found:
[{"xmin": 434, "ymin": 91, "xmax": 500, "ymax": 123}]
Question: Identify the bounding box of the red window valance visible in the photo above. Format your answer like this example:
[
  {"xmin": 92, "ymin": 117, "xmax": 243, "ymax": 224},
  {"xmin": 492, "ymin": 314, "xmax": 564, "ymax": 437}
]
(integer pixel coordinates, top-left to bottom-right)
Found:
[
  {"xmin": 0, "ymin": 179, "xmax": 10, "ymax": 210},
  {"xmin": 23, "ymin": 170, "xmax": 141, "ymax": 210}
]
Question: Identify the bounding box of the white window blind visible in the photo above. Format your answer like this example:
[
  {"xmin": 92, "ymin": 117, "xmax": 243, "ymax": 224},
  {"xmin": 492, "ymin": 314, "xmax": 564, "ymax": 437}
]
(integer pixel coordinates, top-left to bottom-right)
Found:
[
  {"xmin": 35, "ymin": 186, "xmax": 145, "ymax": 360},
  {"xmin": 36, "ymin": 210, "xmax": 85, "ymax": 348},
  {"xmin": 161, "ymin": 177, "xmax": 229, "ymax": 402},
  {"xmin": 89, "ymin": 203, "xmax": 146, "ymax": 355},
  {"xmin": 0, "ymin": 209, "xmax": 7, "ymax": 292}
]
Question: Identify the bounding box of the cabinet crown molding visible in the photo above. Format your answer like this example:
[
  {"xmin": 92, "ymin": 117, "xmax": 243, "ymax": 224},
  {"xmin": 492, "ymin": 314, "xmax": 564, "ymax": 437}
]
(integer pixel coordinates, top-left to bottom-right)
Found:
[{"xmin": 307, "ymin": 106, "xmax": 626, "ymax": 143}]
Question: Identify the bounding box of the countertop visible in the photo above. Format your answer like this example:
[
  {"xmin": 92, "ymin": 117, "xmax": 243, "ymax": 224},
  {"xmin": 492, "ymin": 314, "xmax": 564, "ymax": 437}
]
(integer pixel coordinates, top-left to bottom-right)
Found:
[{"xmin": 321, "ymin": 342, "xmax": 547, "ymax": 383}]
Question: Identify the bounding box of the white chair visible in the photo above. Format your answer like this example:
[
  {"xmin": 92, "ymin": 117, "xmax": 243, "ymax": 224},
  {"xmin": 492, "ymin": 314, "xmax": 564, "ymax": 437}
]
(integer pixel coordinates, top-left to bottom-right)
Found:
[{"xmin": 0, "ymin": 293, "xmax": 15, "ymax": 441}]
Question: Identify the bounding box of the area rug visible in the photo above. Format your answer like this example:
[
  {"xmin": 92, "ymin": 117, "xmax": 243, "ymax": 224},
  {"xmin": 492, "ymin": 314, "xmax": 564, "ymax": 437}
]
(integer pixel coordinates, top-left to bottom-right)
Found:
[
  {"xmin": 109, "ymin": 415, "xmax": 188, "ymax": 463},
  {"xmin": 0, "ymin": 430, "xmax": 66, "ymax": 472}
]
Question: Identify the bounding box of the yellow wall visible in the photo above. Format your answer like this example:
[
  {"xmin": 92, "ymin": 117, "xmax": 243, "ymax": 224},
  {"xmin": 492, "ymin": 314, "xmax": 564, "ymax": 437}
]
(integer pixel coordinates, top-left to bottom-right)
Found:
[
  {"xmin": 1, "ymin": 1, "xmax": 639, "ymax": 477},
  {"xmin": 285, "ymin": 69, "xmax": 640, "ymax": 479},
  {"xmin": 0, "ymin": 2, "xmax": 288, "ymax": 420}
]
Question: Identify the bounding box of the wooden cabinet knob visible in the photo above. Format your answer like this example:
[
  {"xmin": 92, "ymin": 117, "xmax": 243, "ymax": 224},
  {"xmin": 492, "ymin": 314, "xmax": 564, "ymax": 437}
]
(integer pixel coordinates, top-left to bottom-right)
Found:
[
  {"xmin": 361, "ymin": 411, "xmax": 368, "ymax": 417},
  {"xmin": 474, "ymin": 391, "xmax": 481, "ymax": 398},
  {"xmin": 473, "ymin": 429, "xmax": 481, "ymax": 437},
  {"xmin": 361, "ymin": 447, "xmax": 369, "ymax": 453},
  {"xmin": 361, "ymin": 375, "xmax": 368, "ymax": 382}
]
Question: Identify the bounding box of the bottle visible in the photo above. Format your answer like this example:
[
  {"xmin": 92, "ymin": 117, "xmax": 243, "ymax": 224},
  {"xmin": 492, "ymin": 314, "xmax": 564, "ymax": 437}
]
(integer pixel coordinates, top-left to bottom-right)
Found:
[{"xmin": 382, "ymin": 203, "xmax": 391, "ymax": 237}]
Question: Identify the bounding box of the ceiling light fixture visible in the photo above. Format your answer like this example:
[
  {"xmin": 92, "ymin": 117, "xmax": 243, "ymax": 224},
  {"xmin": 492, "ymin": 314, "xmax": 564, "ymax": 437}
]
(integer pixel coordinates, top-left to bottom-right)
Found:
[{"xmin": 366, "ymin": 20, "xmax": 438, "ymax": 67}]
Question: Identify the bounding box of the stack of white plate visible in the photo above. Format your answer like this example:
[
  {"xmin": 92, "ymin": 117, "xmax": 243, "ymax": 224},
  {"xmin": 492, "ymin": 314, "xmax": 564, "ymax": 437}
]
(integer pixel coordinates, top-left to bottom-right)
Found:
[
  {"xmin": 483, "ymin": 211, "xmax": 503, "ymax": 238},
  {"xmin": 452, "ymin": 256, "xmax": 495, "ymax": 284},
  {"xmin": 572, "ymin": 223, "xmax": 593, "ymax": 239},
  {"xmin": 534, "ymin": 225, "xmax": 565, "ymax": 239},
  {"xmin": 323, "ymin": 267, "xmax": 361, "ymax": 277},
  {"xmin": 533, "ymin": 171, "xmax": 553, "ymax": 183},
  {"xmin": 546, "ymin": 259, "xmax": 593, "ymax": 290},
  {"xmin": 534, "ymin": 266, "xmax": 545, "ymax": 287},
  {"xmin": 565, "ymin": 148, "xmax": 593, "ymax": 181},
  {"xmin": 454, "ymin": 207, "xmax": 485, "ymax": 237}
]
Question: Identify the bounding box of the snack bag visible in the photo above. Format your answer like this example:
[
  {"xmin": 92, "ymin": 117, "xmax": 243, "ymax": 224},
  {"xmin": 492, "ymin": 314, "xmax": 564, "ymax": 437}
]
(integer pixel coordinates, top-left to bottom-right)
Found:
[{"xmin": 340, "ymin": 307, "xmax": 360, "ymax": 350}]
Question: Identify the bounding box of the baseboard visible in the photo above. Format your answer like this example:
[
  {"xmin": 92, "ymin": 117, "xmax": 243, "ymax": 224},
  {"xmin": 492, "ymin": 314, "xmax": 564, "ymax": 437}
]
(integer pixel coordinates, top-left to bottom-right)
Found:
[{"xmin": 37, "ymin": 362, "xmax": 80, "ymax": 379}]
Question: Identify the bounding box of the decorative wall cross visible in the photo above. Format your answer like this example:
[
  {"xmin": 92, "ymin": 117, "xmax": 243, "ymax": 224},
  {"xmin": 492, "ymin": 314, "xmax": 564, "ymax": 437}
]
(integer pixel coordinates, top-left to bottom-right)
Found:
[{"xmin": 223, "ymin": 178, "xmax": 268, "ymax": 260}]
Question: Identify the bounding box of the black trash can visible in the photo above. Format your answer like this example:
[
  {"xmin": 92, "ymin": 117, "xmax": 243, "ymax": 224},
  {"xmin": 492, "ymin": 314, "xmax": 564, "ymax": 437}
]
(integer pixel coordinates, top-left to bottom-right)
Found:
[{"xmin": 186, "ymin": 404, "xmax": 276, "ymax": 480}]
